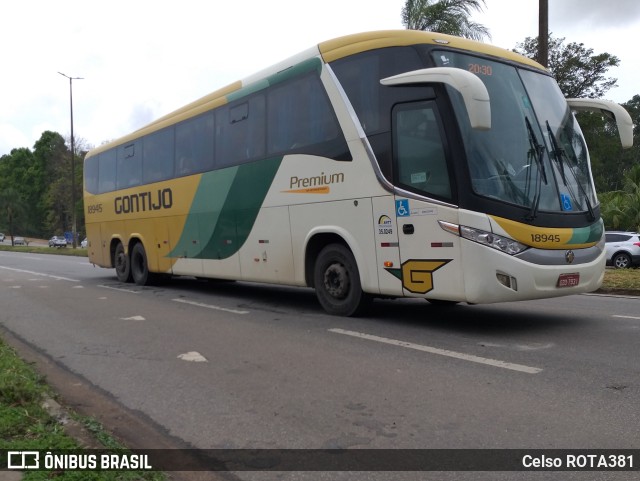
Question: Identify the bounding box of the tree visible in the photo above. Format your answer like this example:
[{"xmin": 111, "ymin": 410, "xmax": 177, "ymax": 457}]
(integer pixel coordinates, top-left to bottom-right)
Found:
[
  {"xmin": 401, "ymin": 0, "xmax": 491, "ymax": 41},
  {"xmin": 514, "ymin": 34, "xmax": 620, "ymax": 98},
  {"xmin": 600, "ymin": 164, "xmax": 640, "ymax": 233},
  {"xmin": 577, "ymin": 95, "xmax": 640, "ymax": 193},
  {"xmin": 0, "ymin": 187, "xmax": 26, "ymax": 244}
]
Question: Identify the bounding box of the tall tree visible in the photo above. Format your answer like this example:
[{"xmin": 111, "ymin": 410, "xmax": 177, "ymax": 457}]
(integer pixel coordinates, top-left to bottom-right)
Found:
[
  {"xmin": 580, "ymin": 95, "xmax": 640, "ymax": 193},
  {"xmin": 402, "ymin": 0, "xmax": 491, "ymax": 41},
  {"xmin": 514, "ymin": 34, "xmax": 620, "ymax": 98},
  {"xmin": 0, "ymin": 187, "xmax": 26, "ymax": 244},
  {"xmin": 0, "ymin": 148, "xmax": 38, "ymax": 235}
]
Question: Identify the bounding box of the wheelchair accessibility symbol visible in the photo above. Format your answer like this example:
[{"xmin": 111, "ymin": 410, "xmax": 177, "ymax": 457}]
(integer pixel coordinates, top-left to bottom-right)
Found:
[
  {"xmin": 396, "ymin": 199, "xmax": 410, "ymax": 217},
  {"xmin": 560, "ymin": 193, "xmax": 573, "ymax": 211}
]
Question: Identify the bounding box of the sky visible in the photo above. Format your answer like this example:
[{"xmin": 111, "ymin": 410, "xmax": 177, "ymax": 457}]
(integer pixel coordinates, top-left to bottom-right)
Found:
[{"xmin": 1, "ymin": 0, "xmax": 639, "ymax": 157}]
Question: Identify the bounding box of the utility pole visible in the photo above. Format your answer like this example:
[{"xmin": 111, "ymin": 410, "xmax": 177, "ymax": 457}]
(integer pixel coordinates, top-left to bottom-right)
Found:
[
  {"xmin": 58, "ymin": 72, "xmax": 83, "ymax": 248},
  {"xmin": 538, "ymin": 0, "xmax": 549, "ymax": 67}
]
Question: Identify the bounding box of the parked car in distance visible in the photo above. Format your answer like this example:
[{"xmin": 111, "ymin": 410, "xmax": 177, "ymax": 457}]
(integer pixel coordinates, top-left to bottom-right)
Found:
[
  {"xmin": 48, "ymin": 236, "xmax": 68, "ymax": 248},
  {"xmin": 605, "ymin": 231, "xmax": 640, "ymax": 268},
  {"xmin": 13, "ymin": 236, "xmax": 26, "ymax": 245},
  {"xmin": 81, "ymin": 237, "xmax": 88, "ymax": 248},
  {"xmin": 0, "ymin": 233, "xmax": 5, "ymax": 242}
]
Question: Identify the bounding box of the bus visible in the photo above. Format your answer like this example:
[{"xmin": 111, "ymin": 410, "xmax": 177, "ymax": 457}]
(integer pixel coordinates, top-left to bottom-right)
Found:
[{"xmin": 83, "ymin": 30, "xmax": 633, "ymax": 316}]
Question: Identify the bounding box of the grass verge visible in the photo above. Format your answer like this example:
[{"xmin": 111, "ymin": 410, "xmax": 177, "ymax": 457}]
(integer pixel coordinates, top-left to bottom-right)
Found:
[
  {"xmin": 0, "ymin": 338, "xmax": 165, "ymax": 480},
  {"xmin": 602, "ymin": 267, "xmax": 640, "ymax": 291}
]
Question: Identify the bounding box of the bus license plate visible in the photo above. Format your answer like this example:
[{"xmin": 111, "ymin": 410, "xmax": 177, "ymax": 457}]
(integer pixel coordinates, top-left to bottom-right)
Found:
[{"xmin": 557, "ymin": 273, "xmax": 580, "ymax": 288}]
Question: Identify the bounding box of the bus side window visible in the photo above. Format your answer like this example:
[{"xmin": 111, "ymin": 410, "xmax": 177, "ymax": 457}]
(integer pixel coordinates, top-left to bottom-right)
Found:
[
  {"xmin": 216, "ymin": 96, "xmax": 266, "ymax": 168},
  {"xmin": 175, "ymin": 112, "xmax": 214, "ymax": 176},
  {"xmin": 267, "ymin": 72, "xmax": 350, "ymax": 161},
  {"xmin": 393, "ymin": 102, "xmax": 452, "ymax": 200},
  {"xmin": 116, "ymin": 142, "xmax": 142, "ymax": 189},
  {"xmin": 143, "ymin": 128, "xmax": 175, "ymax": 184},
  {"xmin": 98, "ymin": 149, "xmax": 117, "ymax": 193}
]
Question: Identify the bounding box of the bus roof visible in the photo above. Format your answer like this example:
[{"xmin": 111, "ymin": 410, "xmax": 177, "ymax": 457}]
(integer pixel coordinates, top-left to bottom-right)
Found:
[{"xmin": 87, "ymin": 30, "xmax": 545, "ymax": 157}]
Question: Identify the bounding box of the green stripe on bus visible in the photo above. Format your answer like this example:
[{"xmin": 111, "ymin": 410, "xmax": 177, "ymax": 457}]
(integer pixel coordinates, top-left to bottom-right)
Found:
[
  {"xmin": 169, "ymin": 157, "xmax": 283, "ymax": 260},
  {"xmin": 227, "ymin": 57, "xmax": 322, "ymax": 103},
  {"xmin": 568, "ymin": 219, "xmax": 604, "ymax": 245}
]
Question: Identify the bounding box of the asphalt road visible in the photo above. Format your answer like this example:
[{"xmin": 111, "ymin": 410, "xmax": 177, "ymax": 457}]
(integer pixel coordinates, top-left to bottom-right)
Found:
[{"xmin": 1, "ymin": 251, "xmax": 639, "ymax": 481}]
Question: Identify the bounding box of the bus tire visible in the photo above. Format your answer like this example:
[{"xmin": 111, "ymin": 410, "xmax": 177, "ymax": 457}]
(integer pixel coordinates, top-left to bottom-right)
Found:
[
  {"xmin": 313, "ymin": 244, "xmax": 371, "ymax": 317},
  {"xmin": 130, "ymin": 243, "xmax": 155, "ymax": 286},
  {"xmin": 114, "ymin": 242, "xmax": 132, "ymax": 283}
]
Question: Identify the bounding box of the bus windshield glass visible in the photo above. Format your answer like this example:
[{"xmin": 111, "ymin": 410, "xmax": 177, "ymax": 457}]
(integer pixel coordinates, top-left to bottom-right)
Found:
[{"xmin": 433, "ymin": 51, "xmax": 596, "ymax": 216}]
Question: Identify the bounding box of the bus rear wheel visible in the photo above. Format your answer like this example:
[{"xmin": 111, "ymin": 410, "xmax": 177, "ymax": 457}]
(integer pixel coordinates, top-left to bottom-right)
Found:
[
  {"xmin": 314, "ymin": 244, "xmax": 370, "ymax": 317},
  {"xmin": 131, "ymin": 243, "xmax": 155, "ymax": 286},
  {"xmin": 114, "ymin": 242, "xmax": 132, "ymax": 283}
]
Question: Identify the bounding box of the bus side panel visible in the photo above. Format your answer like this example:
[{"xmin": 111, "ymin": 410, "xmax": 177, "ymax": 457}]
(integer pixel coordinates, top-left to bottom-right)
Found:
[
  {"xmin": 239, "ymin": 206, "xmax": 294, "ymax": 284},
  {"xmin": 372, "ymin": 195, "xmax": 403, "ymax": 297},
  {"xmin": 394, "ymin": 197, "xmax": 465, "ymax": 301},
  {"xmin": 289, "ymin": 198, "xmax": 378, "ymax": 294},
  {"xmin": 85, "ymin": 222, "xmax": 107, "ymax": 267},
  {"xmin": 151, "ymin": 218, "xmax": 174, "ymax": 274}
]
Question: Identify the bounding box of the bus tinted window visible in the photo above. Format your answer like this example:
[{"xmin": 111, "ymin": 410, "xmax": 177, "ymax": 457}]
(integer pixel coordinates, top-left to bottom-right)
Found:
[
  {"xmin": 143, "ymin": 127, "xmax": 174, "ymax": 184},
  {"xmin": 216, "ymin": 95, "xmax": 266, "ymax": 167},
  {"xmin": 175, "ymin": 112, "xmax": 215, "ymax": 176},
  {"xmin": 84, "ymin": 155, "xmax": 99, "ymax": 194},
  {"xmin": 331, "ymin": 46, "xmax": 423, "ymax": 135},
  {"xmin": 98, "ymin": 149, "xmax": 117, "ymax": 193},
  {"xmin": 267, "ymin": 73, "xmax": 347, "ymax": 159},
  {"xmin": 117, "ymin": 141, "xmax": 142, "ymax": 189},
  {"xmin": 394, "ymin": 102, "xmax": 452, "ymax": 200}
]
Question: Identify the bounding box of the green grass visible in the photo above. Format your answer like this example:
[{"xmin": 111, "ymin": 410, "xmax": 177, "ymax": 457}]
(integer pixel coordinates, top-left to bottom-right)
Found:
[
  {"xmin": 0, "ymin": 339, "xmax": 165, "ymax": 480},
  {"xmin": 602, "ymin": 267, "xmax": 640, "ymax": 291}
]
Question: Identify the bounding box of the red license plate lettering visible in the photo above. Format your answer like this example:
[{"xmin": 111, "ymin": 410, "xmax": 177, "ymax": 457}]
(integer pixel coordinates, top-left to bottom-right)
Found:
[{"xmin": 557, "ymin": 273, "xmax": 580, "ymax": 288}]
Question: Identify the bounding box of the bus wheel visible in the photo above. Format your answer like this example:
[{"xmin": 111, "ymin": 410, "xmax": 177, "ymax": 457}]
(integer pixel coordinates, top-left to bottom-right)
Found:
[
  {"xmin": 314, "ymin": 244, "xmax": 371, "ymax": 317},
  {"xmin": 114, "ymin": 242, "xmax": 132, "ymax": 283},
  {"xmin": 131, "ymin": 243, "xmax": 155, "ymax": 286}
]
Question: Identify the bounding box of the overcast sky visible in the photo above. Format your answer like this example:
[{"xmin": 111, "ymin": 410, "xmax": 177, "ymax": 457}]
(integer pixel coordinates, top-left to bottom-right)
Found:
[{"xmin": 1, "ymin": 0, "xmax": 638, "ymax": 157}]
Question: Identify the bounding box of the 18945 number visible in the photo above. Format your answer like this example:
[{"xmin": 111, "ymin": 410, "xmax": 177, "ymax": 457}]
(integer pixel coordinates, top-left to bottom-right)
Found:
[
  {"xmin": 87, "ymin": 203, "xmax": 103, "ymax": 214},
  {"xmin": 531, "ymin": 233, "xmax": 561, "ymax": 243}
]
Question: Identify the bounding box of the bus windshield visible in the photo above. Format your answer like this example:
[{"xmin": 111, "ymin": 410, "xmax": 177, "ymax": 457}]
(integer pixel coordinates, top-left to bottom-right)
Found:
[{"xmin": 433, "ymin": 51, "xmax": 596, "ymax": 217}]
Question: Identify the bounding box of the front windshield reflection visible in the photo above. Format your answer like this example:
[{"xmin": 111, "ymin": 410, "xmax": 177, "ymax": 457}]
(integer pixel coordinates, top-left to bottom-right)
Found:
[{"xmin": 433, "ymin": 51, "xmax": 596, "ymax": 216}]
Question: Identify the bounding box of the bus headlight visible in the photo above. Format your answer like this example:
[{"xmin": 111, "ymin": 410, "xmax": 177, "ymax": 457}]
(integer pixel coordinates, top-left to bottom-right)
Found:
[{"xmin": 459, "ymin": 226, "xmax": 528, "ymax": 255}]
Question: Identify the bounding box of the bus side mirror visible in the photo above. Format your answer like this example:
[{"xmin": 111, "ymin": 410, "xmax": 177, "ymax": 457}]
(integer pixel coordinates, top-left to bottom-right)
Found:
[
  {"xmin": 567, "ymin": 98, "xmax": 634, "ymax": 149},
  {"xmin": 381, "ymin": 67, "xmax": 491, "ymax": 130}
]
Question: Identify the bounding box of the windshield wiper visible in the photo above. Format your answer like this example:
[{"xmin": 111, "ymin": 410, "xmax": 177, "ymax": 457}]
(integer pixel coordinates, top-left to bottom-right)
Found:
[
  {"xmin": 545, "ymin": 121, "xmax": 595, "ymax": 221},
  {"xmin": 546, "ymin": 121, "xmax": 567, "ymax": 186},
  {"xmin": 525, "ymin": 116, "xmax": 547, "ymax": 221}
]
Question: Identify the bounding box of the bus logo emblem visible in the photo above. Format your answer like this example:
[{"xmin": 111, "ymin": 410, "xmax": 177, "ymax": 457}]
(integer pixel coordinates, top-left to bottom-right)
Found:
[{"xmin": 565, "ymin": 250, "xmax": 575, "ymax": 264}]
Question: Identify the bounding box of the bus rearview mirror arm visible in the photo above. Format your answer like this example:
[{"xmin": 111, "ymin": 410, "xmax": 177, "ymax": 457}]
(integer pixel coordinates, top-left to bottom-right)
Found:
[
  {"xmin": 380, "ymin": 67, "xmax": 491, "ymax": 130},
  {"xmin": 566, "ymin": 98, "xmax": 634, "ymax": 149}
]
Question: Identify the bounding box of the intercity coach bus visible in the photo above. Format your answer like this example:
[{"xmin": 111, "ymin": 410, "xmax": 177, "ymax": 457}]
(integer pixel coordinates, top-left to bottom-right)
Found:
[{"xmin": 83, "ymin": 30, "xmax": 633, "ymax": 316}]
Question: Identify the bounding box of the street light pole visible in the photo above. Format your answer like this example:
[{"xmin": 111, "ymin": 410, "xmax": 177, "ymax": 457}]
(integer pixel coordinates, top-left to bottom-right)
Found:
[
  {"xmin": 58, "ymin": 72, "xmax": 83, "ymax": 248},
  {"xmin": 538, "ymin": 0, "xmax": 549, "ymax": 68}
]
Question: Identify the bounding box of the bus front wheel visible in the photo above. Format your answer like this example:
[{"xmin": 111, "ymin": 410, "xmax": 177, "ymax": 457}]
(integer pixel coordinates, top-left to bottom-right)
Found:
[
  {"xmin": 114, "ymin": 242, "xmax": 132, "ymax": 283},
  {"xmin": 313, "ymin": 244, "xmax": 370, "ymax": 317},
  {"xmin": 131, "ymin": 243, "xmax": 155, "ymax": 286}
]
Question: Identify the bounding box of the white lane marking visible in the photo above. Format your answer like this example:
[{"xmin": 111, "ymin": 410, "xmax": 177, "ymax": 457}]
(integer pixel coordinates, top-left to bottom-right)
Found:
[
  {"xmin": 172, "ymin": 298, "xmax": 249, "ymax": 315},
  {"xmin": 329, "ymin": 328, "xmax": 543, "ymax": 374},
  {"xmin": 98, "ymin": 285, "xmax": 141, "ymax": 294},
  {"xmin": 613, "ymin": 315, "xmax": 640, "ymax": 320},
  {"xmin": 178, "ymin": 351, "xmax": 208, "ymax": 362},
  {"xmin": 121, "ymin": 315, "xmax": 146, "ymax": 321},
  {"xmin": 0, "ymin": 266, "xmax": 79, "ymax": 282}
]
